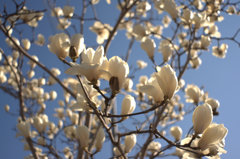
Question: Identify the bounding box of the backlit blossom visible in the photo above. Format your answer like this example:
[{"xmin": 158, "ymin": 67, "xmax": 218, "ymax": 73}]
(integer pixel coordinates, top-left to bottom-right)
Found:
[
  {"xmin": 65, "ymin": 46, "xmax": 107, "ymax": 83},
  {"xmin": 124, "ymin": 134, "xmax": 137, "ymax": 153},
  {"xmin": 141, "ymin": 37, "xmax": 156, "ymax": 60},
  {"xmin": 138, "ymin": 75, "xmax": 164, "ymax": 103},
  {"xmin": 170, "ymin": 126, "xmax": 182, "ymax": 141},
  {"xmin": 48, "ymin": 33, "xmax": 70, "ymax": 59},
  {"xmin": 17, "ymin": 120, "xmax": 31, "ymax": 138},
  {"xmin": 192, "ymin": 104, "xmax": 213, "ymax": 134},
  {"xmin": 185, "ymin": 84, "xmax": 203, "ymax": 104},
  {"xmin": 198, "ymin": 124, "xmax": 228, "ymax": 155},
  {"xmin": 90, "ymin": 21, "xmax": 112, "ymax": 44},
  {"xmin": 76, "ymin": 125, "xmax": 89, "ymax": 148},
  {"xmin": 121, "ymin": 95, "xmax": 136, "ymax": 116},
  {"xmin": 163, "ymin": 0, "xmax": 179, "ymax": 20},
  {"xmin": 95, "ymin": 127, "xmax": 105, "ymax": 151},
  {"xmin": 212, "ymin": 44, "xmax": 228, "ymax": 58},
  {"xmin": 155, "ymin": 64, "xmax": 178, "ymax": 99}
]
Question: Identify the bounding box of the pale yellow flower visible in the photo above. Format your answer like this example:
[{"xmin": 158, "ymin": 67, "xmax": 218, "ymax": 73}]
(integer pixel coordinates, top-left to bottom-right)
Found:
[
  {"xmin": 192, "ymin": 104, "xmax": 213, "ymax": 134},
  {"xmin": 124, "ymin": 134, "xmax": 136, "ymax": 153}
]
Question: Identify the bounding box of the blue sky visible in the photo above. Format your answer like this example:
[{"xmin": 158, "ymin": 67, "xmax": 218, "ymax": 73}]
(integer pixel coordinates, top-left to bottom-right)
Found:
[{"xmin": 1, "ymin": 0, "xmax": 240, "ymax": 158}]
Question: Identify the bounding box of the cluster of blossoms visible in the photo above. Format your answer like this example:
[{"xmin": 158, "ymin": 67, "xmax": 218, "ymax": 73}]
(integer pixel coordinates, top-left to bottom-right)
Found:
[{"xmin": 1, "ymin": 0, "xmax": 239, "ymax": 158}]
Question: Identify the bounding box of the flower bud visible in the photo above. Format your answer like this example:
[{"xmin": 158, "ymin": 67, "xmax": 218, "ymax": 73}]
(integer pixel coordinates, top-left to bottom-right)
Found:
[
  {"xmin": 76, "ymin": 125, "xmax": 89, "ymax": 148},
  {"xmin": 50, "ymin": 91, "xmax": 57, "ymax": 100},
  {"xmin": 147, "ymin": 141, "xmax": 161, "ymax": 153},
  {"xmin": 141, "ymin": 37, "xmax": 156, "ymax": 61},
  {"xmin": 4, "ymin": 104, "xmax": 10, "ymax": 112},
  {"xmin": 155, "ymin": 64, "xmax": 178, "ymax": 99},
  {"xmin": 192, "ymin": 104, "xmax": 213, "ymax": 134},
  {"xmin": 124, "ymin": 134, "xmax": 137, "ymax": 153},
  {"xmin": 121, "ymin": 95, "xmax": 136, "ymax": 117},
  {"xmin": 170, "ymin": 126, "xmax": 182, "ymax": 141},
  {"xmin": 22, "ymin": 38, "xmax": 31, "ymax": 50},
  {"xmin": 95, "ymin": 127, "xmax": 105, "ymax": 151}
]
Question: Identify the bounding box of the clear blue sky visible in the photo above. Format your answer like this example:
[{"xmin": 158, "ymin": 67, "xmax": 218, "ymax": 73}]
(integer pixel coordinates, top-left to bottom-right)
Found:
[{"xmin": 0, "ymin": 0, "xmax": 240, "ymax": 158}]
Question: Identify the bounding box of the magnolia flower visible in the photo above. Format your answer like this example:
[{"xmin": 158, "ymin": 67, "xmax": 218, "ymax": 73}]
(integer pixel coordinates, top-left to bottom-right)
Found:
[
  {"xmin": 17, "ymin": 121, "xmax": 31, "ymax": 138},
  {"xmin": 69, "ymin": 33, "xmax": 84, "ymax": 60},
  {"xmin": 124, "ymin": 134, "xmax": 137, "ymax": 153},
  {"xmin": 123, "ymin": 78, "xmax": 133, "ymax": 91},
  {"xmin": 141, "ymin": 37, "xmax": 156, "ymax": 61},
  {"xmin": 185, "ymin": 84, "xmax": 203, "ymax": 104},
  {"xmin": 137, "ymin": 60, "xmax": 148, "ymax": 69},
  {"xmin": 136, "ymin": 1, "xmax": 151, "ymax": 16},
  {"xmin": 190, "ymin": 57, "xmax": 202, "ymax": 69},
  {"xmin": 162, "ymin": 15, "xmax": 171, "ymax": 28},
  {"xmin": 158, "ymin": 40, "xmax": 173, "ymax": 62},
  {"xmin": 33, "ymin": 114, "xmax": 48, "ymax": 133},
  {"xmin": 90, "ymin": 21, "xmax": 112, "ymax": 44},
  {"xmin": 102, "ymin": 56, "xmax": 129, "ymax": 94},
  {"xmin": 51, "ymin": 7, "xmax": 63, "ymax": 17},
  {"xmin": 21, "ymin": 38, "xmax": 31, "ymax": 50},
  {"xmin": 192, "ymin": 104, "xmax": 213, "ymax": 134},
  {"xmin": 65, "ymin": 46, "xmax": 107, "ymax": 84},
  {"xmin": 147, "ymin": 141, "xmax": 161, "ymax": 153},
  {"xmin": 163, "ymin": 0, "xmax": 179, "ymax": 20},
  {"xmin": 76, "ymin": 125, "xmax": 89, "ymax": 148},
  {"xmin": 132, "ymin": 24, "xmax": 148, "ymax": 41},
  {"xmin": 205, "ymin": 98, "xmax": 220, "ymax": 112},
  {"xmin": 121, "ymin": 95, "xmax": 136, "ymax": 117},
  {"xmin": 4, "ymin": 104, "xmax": 10, "ymax": 112},
  {"xmin": 200, "ymin": 35, "xmax": 211, "ymax": 50},
  {"xmin": 198, "ymin": 124, "xmax": 228, "ymax": 154},
  {"xmin": 35, "ymin": 34, "xmax": 45, "ymax": 46},
  {"xmin": 48, "ymin": 33, "xmax": 70, "ymax": 59},
  {"xmin": 138, "ymin": 75, "xmax": 164, "ymax": 103},
  {"xmin": 155, "ymin": 64, "xmax": 178, "ymax": 99},
  {"xmin": 212, "ymin": 44, "xmax": 228, "ymax": 58},
  {"xmin": 95, "ymin": 127, "xmax": 105, "ymax": 151},
  {"xmin": 170, "ymin": 126, "xmax": 182, "ymax": 141},
  {"xmin": 57, "ymin": 18, "xmax": 71, "ymax": 30},
  {"xmin": 63, "ymin": 6, "xmax": 74, "ymax": 18},
  {"xmin": 181, "ymin": 9, "xmax": 193, "ymax": 24}
]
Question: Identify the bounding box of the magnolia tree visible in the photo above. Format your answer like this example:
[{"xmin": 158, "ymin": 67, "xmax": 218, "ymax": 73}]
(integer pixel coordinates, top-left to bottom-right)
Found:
[{"xmin": 0, "ymin": 0, "xmax": 239, "ymax": 158}]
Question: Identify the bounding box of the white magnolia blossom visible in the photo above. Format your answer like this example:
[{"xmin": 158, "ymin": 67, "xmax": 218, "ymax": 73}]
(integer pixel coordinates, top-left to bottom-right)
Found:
[
  {"xmin": 138, "ymin": 75, "xmax": 164, "ymax": 103},
  {"xmin": 158, "ymin": 40, "xmax": 173, "ymax": 62},
  {"xmin": 17, "ymin": 121, "xmax": 31, "ymax": 138},
  {"xmin": 198, "ymin": 124, "xmax": 228, "ymax": 155},
  {"xmin": 90, "ymin": 21, "xmax": 112, "ymax": 44},
  {"xmin": 137, "ymin": 60, "xmax": 147, "ymax": 69},
  {"xmin": 190, "ymin": 57, "xmax": 202, "ymax": 69},
  {"xmin": 155, "ymin": 64, "xmax": 178, "ymax": 99},
  {"xmin": 76, "ymin": 125, "xmax": 89, "ymax": 148},
  {"xmin": 212, "ymin": 43, "xmax": 228, "ymax": 58},
  {"xmin": 35, "ymin": 34, "xmax": 45, "ymax": 46},
  {"xmin": 185, "ymin": 84, "xmax": 203, "ymax": 104},
  {"xmin": 21, "ymin": 38, "xmax": 31, "ymax": 50},
  {"xmin": 141, "ymin": 37, "xmax": 156, "ymax": 60},
  {"xmin": 163, "ymin": 0, "xmax": 179, "ymax": 20},
  {"xmin": 48, "ymin": 33, "xmax": 70, "ymax": 59},
  {"xmin": 132, "ymin": 23, "xmax": 148, "ymax": 41},
  {"xmin": 205, "ymin": 98, "xmax": 220, "ymax": 111},
  {"xmin": 147, "ymin": 141, "xmax": 161, "ymax": 153},
  {"xmin": 124, "ymin": 134, "xmax": 137, "ymax": 153},
  {"xmin": 121, "ymin": 95, "xmax": 136, "ymax": 116},
  {"xmin": 192, "ymin": 104, "xmax": 213, "ymax": 134},
  {"xmin": 95, "ymin": 127, "xmax": 105, "ymax": 151},
  {"xmin": 170, "ymin": 126, "xmax": 182, "ymax": 141},
  {"xmin": 63, "ymin": 5, "xmax": 75, "ymax": 18},
  {"xmin": 65, "ymin": 46, "xmax": 107, "ymax": 83},
  {"xmin": 103, "ymin": 56, "xmax": 129, "ymax": 93}
]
